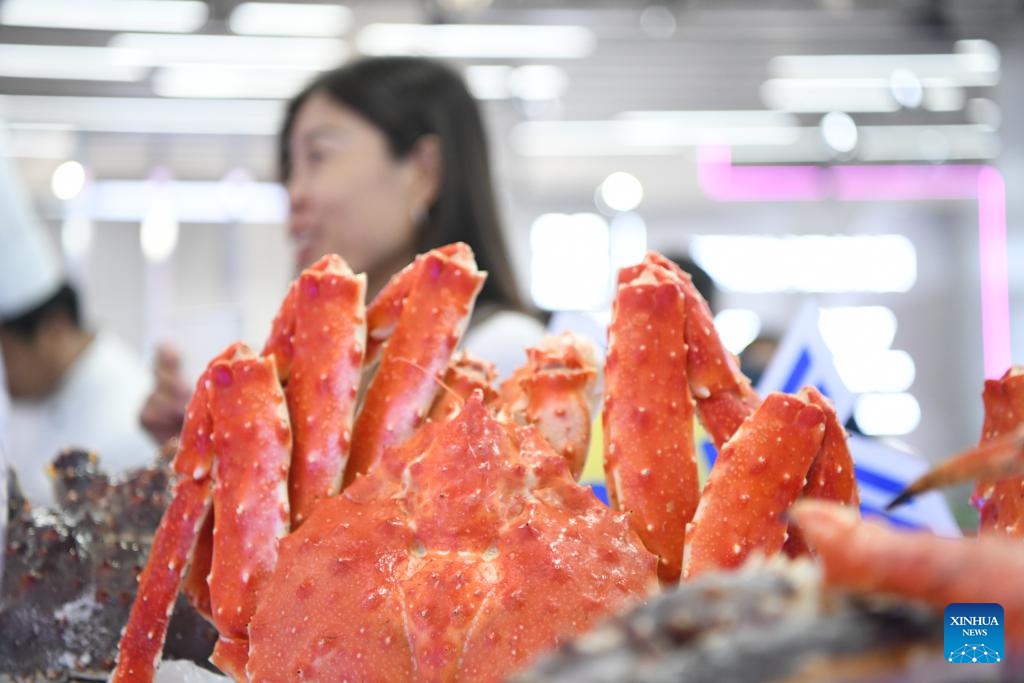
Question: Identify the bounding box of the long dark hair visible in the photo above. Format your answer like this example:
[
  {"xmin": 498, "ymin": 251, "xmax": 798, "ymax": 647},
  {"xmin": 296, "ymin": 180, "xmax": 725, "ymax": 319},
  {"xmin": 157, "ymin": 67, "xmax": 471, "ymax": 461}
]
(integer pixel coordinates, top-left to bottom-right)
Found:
[{"xmin": 280, "ymin": 56, "xmax": 530, "ymax": 315}]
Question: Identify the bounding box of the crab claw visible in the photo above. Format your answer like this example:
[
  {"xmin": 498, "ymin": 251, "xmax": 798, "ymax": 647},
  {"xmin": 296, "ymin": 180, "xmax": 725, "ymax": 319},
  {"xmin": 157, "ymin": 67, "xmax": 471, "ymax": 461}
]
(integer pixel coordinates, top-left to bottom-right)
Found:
[
  {"xmin": 499, "ymin": 332, "xmax": 600, "ymax": 480},
  {"xmin": 682, "ymin": 392, "xmax": 825, "ymax": 580},
  {"xmin": 887, "ymin": 426, "xmax": 1024, "ymax": 511}
]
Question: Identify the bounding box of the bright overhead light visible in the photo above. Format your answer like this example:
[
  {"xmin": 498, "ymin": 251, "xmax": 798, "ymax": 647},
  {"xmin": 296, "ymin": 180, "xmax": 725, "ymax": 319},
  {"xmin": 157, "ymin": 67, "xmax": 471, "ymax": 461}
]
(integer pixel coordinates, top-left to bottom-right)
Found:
[
  {"xmin": 690, "ymin": 234, "xmax": 917, "ymax": 293},
  {"xmin": 0, "ymin": 95, "xmax": 284, "ymax": 136},
  {"xmin": 229, "ymin": 3, "xmax": 352, "ymax": 37},
  {"xmin": 109, "ymin": 33, "xmax": 347, "ymax": 68},
  {"xmin": 0, "ymin": 0, "xmax": 207, "ymax": 33},
  {"xmin": 0, "ymin": 45, "xmax": 148, "ymax": 81},
  {"xmin": 84, "ymin": 179, "xmax": 287, "ymax": 223},
  {"xmin": 888, "ymin": 68, "xmax": 923, "ymax": 109},
  {"xmin": 511, "ymin": 118, "xmax": 800, "ymax": 156},
  {"xmin": 357, "ymin": 23, "xmax": 596, "ymax": 59},
  {"xmin": 617, "ymin": 110, "xmax": 799, "ymax": 127},
  {"xmin": 835, "ymin": 350, "xmax": 916, "ymax": 394},
  {"xmin": 767, "ymin": 41, "xmax": 999, "ymax": 87},
  {"xmin": 51, "ymin": 160, "xmax": 86, "ymax": 200},
  {"xmin": 600, "ymin": 172, "xmax": 643, "ymax": 212},
  {"xmin": 821, "ymin": 111, "xmax": 858, "ymax": 154},
  {"xmin": 507, "ymin": 65, "xmax": 569, "ymax": 101},
  {"xmin": 531, "ymin": 213, "xmax": 610, "ymax": 311},
  {"xmin": 154, "ymin": 64, "xmax": 318, "ymax": 99},
  {"xmin": 855, "ymin": 393, "xmax": 921, "ymax": 436},
  {"xmin": 463, "ymin": 66, "xmax": 513, "ymax": 99},
  {"xmin": 464, "ymin": 65, "xmax": 569, "ymax": 101},
  {"xmin": 761, "ymin": 77, "xmax": 964, "ymax": 114},
  {"xmin": 818, "ymin": 306, "xmax": 897, "ymax": 357}
]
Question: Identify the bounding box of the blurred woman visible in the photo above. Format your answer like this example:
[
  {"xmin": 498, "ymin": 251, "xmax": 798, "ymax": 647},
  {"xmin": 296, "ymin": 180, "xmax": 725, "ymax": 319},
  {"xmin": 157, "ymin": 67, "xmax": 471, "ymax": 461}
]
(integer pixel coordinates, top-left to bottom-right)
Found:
[{"xmin": 142, "ymin": 57, "xmax": 546, "ymax": 443}]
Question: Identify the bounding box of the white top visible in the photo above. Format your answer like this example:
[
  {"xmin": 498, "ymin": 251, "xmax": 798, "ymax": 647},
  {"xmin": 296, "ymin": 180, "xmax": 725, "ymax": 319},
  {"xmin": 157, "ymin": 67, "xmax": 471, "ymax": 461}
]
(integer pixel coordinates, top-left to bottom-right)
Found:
[
  {"xmin": 460, "ymin": 309, "xmax": 548, "ymax": 381},
  {"xmin": 6, "ymin": 332, "xmax": 156, "ymax": 507}
]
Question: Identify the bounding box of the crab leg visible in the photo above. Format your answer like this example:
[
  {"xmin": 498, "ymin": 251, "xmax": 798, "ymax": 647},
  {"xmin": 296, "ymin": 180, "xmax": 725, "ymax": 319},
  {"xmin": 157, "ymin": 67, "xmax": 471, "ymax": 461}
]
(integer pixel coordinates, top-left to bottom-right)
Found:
[
  {"xmin": 263, "ymin": 254, "xmax": 366, "ymax": 526},
  {"xmin": 346, "ymin": 243, "xmax": 484, "ymax": 484},
  {"xmin": 784, "ymin": 387, "xmax": 859, "ymax": 557},
  {"xmin": 363, "ymin": 242, "xmax": 469, "ymax": 365},
  {"xmin": 205, "ymin": 345, "xmax": 292, "ymax": 679},
  {"xmin": 428, "ymin": 351, "xmax": 499, "ymax": 423},
  {"xmin": 500, "ymin": 333, "xmax": 600, "ymax": 480},
  {"xmin": 682, "ymin": 392, "xmax": 826, "ymax": 580},
  {"xmin": 112, "ymin": 346, "xmax": 226, "ymax": 682},
  {"xmin": 791, "ymin": 499, "xmax": 1024, "ymax": 647},
  {"xmin": 645, "ymin": 252, "xmax": 759, "ymax": 447},
  {"xmin": 887, "ymin": 426, "xmax": 1024, "ymax": 508},
  {"xmin": 604, "ymin": 261, "xmax": 697, "ymax": 583},
  {"xmin": 974, "ymin": 367, "xmax": 1024, "ymax": 538}
]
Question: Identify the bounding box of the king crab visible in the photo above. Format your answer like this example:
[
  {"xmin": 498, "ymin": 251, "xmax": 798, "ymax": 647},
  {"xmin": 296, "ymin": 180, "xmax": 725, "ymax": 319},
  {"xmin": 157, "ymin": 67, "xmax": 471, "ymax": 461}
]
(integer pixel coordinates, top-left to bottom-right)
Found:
[{"xmin": 116, "ymin": 243, "xmax": 981, "ymax": 682}]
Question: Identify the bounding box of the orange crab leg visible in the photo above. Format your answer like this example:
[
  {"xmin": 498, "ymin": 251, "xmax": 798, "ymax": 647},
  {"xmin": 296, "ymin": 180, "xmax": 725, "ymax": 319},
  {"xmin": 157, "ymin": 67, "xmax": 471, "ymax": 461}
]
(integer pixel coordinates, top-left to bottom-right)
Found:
[
  {"xmin": 112, "ymin": 478, "xmax": 212, "ymax": 682},
  {"xmin": 428, "ymin": 351, "xmax": 499, "ymax": 423},
  {"xmin": 645, "ymin": 252, "xmax": 759, "ymax": 447},
  {"xmin": 604, "ymin": 261, "xmax": 697, "ymax": 583},
  {"xmin": 682, "ymin": 392, "xmax": 826, "ymax": 580},
  {"xmin": 112, "ymin": 346, "xmax": 227, "ymax": 682},
  {"xmin": 499, "ymin": 333, "xmax": 599, "ymax": 480},
  {"xmin": 888, "ymin": 426, "xmax": 1024, "ymax": 510},
  {"xmin": 363, "ymin": 242, "xmax": 468, "ymax": 366},
  {"xmin": 181, "ymin": 512, "xmax": 214, "ymax": 620},
  {"xmin": 791, "ymin": 499, "xmax": 1024, "ymax": 647},
  {"xmin": 346, "ymin": 243, "xmax": 485, "ymax": 484},
  {"xmin": 974, "ymin": 367, "xmax": 1024, "ymax": 538},
  {"xmin": 784, "ymin": 387, "xmax": 859, "ymax": 557},
  {"xmin": 206, "ymin": 345, "xmax": 292, "ymax": 679},
  {"xmin": 263, "ymin": 254, "xmax": 366, "ymax": 526}
]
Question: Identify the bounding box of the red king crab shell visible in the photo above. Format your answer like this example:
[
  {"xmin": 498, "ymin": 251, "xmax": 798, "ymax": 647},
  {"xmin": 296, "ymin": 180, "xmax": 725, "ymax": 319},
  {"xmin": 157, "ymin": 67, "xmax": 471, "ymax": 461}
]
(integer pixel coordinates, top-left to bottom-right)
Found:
[{"xmin": 246, "ymin": 393, "xmax": 658, "ymax": 682}]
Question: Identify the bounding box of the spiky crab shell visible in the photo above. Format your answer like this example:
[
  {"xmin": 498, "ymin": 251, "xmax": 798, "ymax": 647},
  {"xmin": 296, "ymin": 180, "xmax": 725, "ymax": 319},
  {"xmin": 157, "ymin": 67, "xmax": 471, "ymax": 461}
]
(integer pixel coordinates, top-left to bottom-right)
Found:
[{"xmin": 247, "ymin": 394, "xmax": 658, "ymax": 682}]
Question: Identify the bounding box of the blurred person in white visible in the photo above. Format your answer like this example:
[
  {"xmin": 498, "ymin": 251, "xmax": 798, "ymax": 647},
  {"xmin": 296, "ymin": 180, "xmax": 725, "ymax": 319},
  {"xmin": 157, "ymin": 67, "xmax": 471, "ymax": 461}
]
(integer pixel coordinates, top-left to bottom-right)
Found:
[
  {"xmin": 0, "ymin": 134, "xmax": 156, "ymax": 507},
  {"xmin": 141, "ymin": 57, "xmax": 547, "ymax": 446}
]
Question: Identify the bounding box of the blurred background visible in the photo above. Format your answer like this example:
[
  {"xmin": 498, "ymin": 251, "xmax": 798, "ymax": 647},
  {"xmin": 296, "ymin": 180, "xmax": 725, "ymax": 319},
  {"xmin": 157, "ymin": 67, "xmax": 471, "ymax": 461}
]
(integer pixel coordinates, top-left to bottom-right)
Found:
[{"xmin": 1, "ymin": 0, "xmax": 1021, "ymax": 464}]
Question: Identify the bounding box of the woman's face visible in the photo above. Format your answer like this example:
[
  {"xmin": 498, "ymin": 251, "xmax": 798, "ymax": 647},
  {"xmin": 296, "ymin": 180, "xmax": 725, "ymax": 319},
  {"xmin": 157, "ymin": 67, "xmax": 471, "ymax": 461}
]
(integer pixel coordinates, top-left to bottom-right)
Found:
[{"xmin": 286, "ymin": 90, "xmax": 431, "ymax": 277}]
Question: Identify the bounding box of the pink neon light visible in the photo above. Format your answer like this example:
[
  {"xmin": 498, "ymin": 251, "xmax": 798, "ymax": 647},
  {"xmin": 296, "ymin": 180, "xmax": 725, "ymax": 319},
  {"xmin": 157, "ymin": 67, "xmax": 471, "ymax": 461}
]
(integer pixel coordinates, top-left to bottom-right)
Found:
[
  {"xmin": 696, "ymin": 146, "xmax": 1012, "ymax": 379},
  {"xmin": 977, "ymin": 167, "xmax": 1012, "ymax": 378}
]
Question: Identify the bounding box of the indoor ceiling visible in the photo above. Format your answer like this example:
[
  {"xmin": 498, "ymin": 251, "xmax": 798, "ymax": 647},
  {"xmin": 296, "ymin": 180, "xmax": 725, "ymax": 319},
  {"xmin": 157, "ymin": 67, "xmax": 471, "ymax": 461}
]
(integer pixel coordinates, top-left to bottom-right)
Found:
[{"xmin": 1, "ymin": 0, "xmax": 1021, "ymax": 215}]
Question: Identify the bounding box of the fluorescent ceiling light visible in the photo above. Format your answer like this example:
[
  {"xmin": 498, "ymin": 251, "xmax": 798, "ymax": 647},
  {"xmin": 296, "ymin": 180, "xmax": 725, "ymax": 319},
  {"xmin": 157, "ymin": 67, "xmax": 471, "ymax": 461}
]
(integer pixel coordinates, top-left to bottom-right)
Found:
[
  {"xmin": 0, "ymin": 45, "xmax": 148, "ymax": 81},
  {"xmin": 0, "ymin": 96, "xmax": 284, "ymax": 136},
  {"xmin": 510, "ymin": 118, "xmax": 801, "ymax": 156},
  {"xmin": 0, "ymin": 0, "xmax": 207, "ymax": 33},
  {"xmin": 768, "ymin": 40, "xmax": 999, "ymax": 88},
  {"xmin": 617, "ymin": 110, "xmax": 799, "ymax": 128},
  {"xmin": 854, "ymin": 393, "xmax": 921, "ymax": 436},
  {"xmin": 464, "ymin": 64, "xmax": 569, "ymax": 101},
  {"xmin": 230, "ymin": 2, "xmax": 352, "ymax": 37},
  {"xmin": 109, "ymin": 33, "xmax": 347, "ymax": 68},
  {"xmin": 530, "ymin": 213, "xmax": 610, "ymax": 311},
  {"xmin": 357, "ymin": 23, "xmax": 596, "ymax": 59},
  {"xmin": 77, "ymin": 179, "xmax": 287, "ymax": 223},
  {"xmin": 761, "ymin": 78, "xmax": 965, "ymax": 113},
  {"xmin": 856, "ymin": 124, "xmax": 998, "ymax": 163},
  {"xmin": 154, "ymin": 65, "xmax": 319, "ymax": 99},
  {"xmin": 690, "ymin": 234, "xmax": 917, "ymax": 293}
]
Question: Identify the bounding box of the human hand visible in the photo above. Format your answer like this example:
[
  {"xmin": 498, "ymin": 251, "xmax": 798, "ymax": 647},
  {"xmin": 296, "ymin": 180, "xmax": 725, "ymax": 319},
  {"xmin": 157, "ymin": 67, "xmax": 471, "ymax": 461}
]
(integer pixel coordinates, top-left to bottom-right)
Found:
[{"xmin": 139, "ymin": 343, "xmax": 191, "ymax": 447}]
